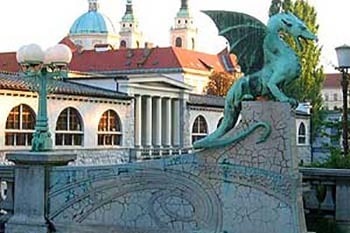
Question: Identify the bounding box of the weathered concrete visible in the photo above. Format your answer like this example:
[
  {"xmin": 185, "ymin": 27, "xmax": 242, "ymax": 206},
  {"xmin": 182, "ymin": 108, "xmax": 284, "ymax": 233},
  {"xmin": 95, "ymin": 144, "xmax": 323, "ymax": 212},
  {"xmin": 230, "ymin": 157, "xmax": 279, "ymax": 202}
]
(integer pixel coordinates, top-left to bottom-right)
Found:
[
  {"xmin": 5, "ymin": 152, "xmax": 76, "ymax": 233},
  {"xmin": 43, "ymin": 101, "xmax": 306, "ymax": 233}
]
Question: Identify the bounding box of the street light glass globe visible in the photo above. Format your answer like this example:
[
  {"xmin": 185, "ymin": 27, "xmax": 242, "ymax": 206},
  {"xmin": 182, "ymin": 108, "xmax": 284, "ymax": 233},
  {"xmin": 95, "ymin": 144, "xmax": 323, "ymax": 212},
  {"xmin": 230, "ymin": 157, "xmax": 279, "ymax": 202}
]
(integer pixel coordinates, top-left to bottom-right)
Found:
[
  {"xmin": 19, "ymin": 43, "xmax": 45, "ymax": 64},
  {"xmin": 335, "ymin": 44, "xmax": 350, "ymax": 68},
  {"xmin": 44, "ymin": 44, "xmax": 72, "ymax": 65},
  {"xmin": 16, "ymin": 45, "xmax": 27, "ymax": 64}
]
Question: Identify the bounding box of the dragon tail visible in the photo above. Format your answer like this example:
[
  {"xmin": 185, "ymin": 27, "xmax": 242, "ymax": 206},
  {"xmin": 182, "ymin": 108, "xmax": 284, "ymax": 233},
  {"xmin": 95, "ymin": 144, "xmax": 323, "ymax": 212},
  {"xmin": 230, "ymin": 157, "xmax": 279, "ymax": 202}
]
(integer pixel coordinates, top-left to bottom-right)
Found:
[{"xmin": 193, "ymin": 105, "xmax": 241, "ymax": 149}]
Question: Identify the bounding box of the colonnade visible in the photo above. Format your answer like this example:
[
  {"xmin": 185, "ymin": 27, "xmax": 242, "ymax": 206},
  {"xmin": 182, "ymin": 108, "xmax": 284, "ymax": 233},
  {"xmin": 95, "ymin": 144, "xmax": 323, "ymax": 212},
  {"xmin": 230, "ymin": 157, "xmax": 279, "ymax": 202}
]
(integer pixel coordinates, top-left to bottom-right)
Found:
[{"xmin": 134, "ymin": 95, "xmax": 181, "ymax": 148}]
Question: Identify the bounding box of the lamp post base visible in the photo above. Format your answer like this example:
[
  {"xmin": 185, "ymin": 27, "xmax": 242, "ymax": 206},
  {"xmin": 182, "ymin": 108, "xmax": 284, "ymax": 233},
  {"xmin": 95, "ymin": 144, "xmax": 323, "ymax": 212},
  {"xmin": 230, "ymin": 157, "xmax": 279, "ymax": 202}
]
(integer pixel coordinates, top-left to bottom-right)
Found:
[{"xmin": 5, "ymin": 151, "xmax": 76, "ymax": 233}]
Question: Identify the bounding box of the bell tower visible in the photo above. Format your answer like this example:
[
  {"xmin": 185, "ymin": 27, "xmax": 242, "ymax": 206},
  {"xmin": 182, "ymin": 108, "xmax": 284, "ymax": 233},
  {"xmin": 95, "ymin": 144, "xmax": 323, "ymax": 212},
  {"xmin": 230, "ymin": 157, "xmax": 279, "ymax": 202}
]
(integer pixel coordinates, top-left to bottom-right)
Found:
[
  {"xmin": 170, "ymin": 0, "xmax": 198, "ymax": 50},
  {"xmin": 119, "ymin": 0, "xmax": 144, "ymax": 49}
]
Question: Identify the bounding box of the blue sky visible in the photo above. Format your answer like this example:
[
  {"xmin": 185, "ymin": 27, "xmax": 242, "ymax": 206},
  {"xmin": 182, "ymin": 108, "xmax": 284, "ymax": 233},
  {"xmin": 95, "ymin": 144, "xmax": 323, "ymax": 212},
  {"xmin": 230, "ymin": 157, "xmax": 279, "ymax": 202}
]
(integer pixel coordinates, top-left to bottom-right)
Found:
[{"xmin": 0, "ymin": 0, "xmax": 349, "ymax": 72}]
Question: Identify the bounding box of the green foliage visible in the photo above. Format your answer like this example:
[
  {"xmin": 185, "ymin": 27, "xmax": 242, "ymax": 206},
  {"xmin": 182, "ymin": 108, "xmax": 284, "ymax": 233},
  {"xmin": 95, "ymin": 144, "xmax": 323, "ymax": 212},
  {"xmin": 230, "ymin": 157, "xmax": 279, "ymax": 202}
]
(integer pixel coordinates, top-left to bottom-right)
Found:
[
  {"xmin": 269, "ymin": 0, "xmax": 282, "ymax": 16},
  {"xmin": 269, "ymin": 0, "xmax": 325, "ymax": 141},
  {"xmin": 306, "ymin": 217, "xmax": 338, "ymax": 233},
  {"xmin": 309, "ymin": 148, "xmax": 350, "ymax": 169}
]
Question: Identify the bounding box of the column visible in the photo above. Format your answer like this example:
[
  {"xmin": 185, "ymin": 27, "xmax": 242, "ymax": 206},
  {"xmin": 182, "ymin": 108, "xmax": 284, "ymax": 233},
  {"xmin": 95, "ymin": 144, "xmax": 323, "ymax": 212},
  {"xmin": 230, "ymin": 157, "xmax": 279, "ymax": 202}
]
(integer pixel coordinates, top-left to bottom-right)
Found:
[
  {"xmin": 162, "ymin": 98, "xmax": 172, "ymax": 147},
  {"xmin": 145, "ymin": 96, "xmax": 152, "ymax": 147},
  {"xmin": 336, "ymin": 182, "xmax": 350, "ymax": 231},
  {"xmin": 134, "ymin": 95, "xmax": 142, "ymax": 147},
  {"xmin": 172, "ymin": 99, "xmax": 180, "ymax": 146},
  {"xmin": 153, "ymin": 97, "xmax": 162, "ymax": 147}
]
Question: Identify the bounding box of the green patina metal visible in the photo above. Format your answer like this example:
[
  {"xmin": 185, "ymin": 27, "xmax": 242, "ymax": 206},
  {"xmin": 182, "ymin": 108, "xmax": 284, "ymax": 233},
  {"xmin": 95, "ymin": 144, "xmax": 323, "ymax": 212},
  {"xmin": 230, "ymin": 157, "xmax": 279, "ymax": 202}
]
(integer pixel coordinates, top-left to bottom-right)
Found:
[
  {"xmin": 23, "ymin": 67, "xmax": 68, "ymax": 152},
  {"xmin": 193, "ymin": 11, "xmax": 317, "ymax": 149}
]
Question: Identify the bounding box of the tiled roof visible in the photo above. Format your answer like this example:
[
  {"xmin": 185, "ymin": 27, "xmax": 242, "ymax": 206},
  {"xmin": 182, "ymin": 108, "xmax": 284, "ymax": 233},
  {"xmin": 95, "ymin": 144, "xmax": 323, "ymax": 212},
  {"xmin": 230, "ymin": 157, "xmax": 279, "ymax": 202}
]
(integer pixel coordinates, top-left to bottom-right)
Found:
[
  {"xmin": 0, "ymin": 39, "xmax": 238, "ymax": 75},
  {"xmin": 67, "ymin": 46, "xmax": 237, "ymax": 74},
  {"xmin": 0, "ymin": 52, "xmax": 20, "ymax": 72},
  {"xmin": 188, "ymin": 94, "xmax": 225, "ymax": 108},
  {"xmin": 0, "ymin": 72, "xmax": 131, "ymax": 100},
  {"xmin": 323, "ymin": 73, "xmax": 341, "ymax": 89}
]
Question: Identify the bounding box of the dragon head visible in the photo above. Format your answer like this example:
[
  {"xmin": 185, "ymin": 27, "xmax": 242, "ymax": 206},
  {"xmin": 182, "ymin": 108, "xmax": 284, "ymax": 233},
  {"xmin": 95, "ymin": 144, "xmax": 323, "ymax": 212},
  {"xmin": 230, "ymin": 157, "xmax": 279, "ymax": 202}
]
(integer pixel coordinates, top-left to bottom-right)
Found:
[{"xmin": 271, "ymin": 12, "xmax": 317, "ymax": 50}]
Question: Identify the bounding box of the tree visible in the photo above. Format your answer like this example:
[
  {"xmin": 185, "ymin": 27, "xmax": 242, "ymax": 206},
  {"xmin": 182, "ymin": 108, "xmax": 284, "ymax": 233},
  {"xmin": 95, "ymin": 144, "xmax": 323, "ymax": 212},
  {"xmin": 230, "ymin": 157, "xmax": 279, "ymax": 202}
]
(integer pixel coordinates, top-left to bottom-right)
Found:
[
  {"xmin": 269, "ymin": 0, "xmax": 325, "ymax": 141},
  {"xmin": 269, "ymin": 0, "xmax": 282, "ymax": 16},
  {"xmin": 205, "ymin": 71, "xmax": 239, "ymax": 97}
]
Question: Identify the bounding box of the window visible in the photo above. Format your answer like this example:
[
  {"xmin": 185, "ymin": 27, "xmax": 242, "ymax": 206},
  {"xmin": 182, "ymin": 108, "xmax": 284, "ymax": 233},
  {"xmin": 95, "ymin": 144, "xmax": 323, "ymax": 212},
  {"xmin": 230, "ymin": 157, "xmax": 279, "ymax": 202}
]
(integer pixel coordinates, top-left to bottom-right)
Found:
[
  {"xmin": 192, "ymin": 115, "xmax": 208, "ymax": 143},
  {"xmin": 120, "ymin": 40, "xmax": 127, "ymax": 48},
  {"xmin": 97, "ymin": 110, "xmax": 122, "ymax": 146},
  {"xmin": 55, "ymin": 107, "xmax": 83, "ymax": 146},
  {"xmin": 5, "ymin": 104, "xmax": 36, "ymax": 146},
  {"xmin": 324, "ymin": 94, "xmax": 329, "ymax": 101},
  {"xmin": 175, "ymin": 37, "xmax": 182, "ymax": 47},
  {"xmin": 333, "ymin": 93, "xmax": 338, "ymax": 101},
  {"xmin": 297, "ymin": 122, "xmax": 306, "ymax": 144}
]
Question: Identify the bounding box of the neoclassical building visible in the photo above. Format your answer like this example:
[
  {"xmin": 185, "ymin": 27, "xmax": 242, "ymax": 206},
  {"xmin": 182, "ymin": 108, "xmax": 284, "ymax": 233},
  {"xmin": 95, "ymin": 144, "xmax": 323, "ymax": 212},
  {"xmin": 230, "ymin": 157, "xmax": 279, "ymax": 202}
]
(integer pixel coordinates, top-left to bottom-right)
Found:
[{"xmin": 0, "ymin": 0, "xmax": 312, "ymax": 164}]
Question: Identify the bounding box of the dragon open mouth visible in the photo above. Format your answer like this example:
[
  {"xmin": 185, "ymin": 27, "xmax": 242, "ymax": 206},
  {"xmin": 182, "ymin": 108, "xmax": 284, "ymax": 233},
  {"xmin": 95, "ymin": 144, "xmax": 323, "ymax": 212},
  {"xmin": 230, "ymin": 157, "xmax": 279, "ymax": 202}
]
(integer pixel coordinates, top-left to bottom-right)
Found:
[{"xmin": 295, "ymin": 35, "xmax": 317, "ymax": 51}]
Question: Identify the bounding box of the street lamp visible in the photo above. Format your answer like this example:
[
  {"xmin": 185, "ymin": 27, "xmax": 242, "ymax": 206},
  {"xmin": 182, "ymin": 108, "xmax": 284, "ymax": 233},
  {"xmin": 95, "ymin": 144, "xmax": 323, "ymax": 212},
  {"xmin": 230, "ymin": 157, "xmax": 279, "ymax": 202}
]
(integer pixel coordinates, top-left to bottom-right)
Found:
[
  {"xmin": 16, "ymin": 43, "xmax": 72, "ymax": 152},
  {"xmin": 335, "ymin": 44, "xmax": 350, "ymax": 156}
]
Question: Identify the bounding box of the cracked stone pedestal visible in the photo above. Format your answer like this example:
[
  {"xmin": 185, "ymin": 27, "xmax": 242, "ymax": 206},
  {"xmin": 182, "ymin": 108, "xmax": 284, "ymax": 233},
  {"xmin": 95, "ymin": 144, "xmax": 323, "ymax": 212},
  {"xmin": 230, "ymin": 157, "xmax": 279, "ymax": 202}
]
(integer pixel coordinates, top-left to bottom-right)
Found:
[
  {"xmin": 196, "ymin": 101, "xmax": 307, "ymax": 233},
  {"xmin": 5, "ymin": 152, "xmax": 76, "ymax": 233}
]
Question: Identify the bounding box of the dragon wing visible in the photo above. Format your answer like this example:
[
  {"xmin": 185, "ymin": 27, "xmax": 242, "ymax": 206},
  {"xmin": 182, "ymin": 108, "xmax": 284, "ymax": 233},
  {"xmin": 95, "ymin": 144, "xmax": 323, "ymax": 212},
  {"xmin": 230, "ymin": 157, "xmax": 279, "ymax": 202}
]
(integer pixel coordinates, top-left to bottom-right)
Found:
[{"xmin": 203, "ymin": 10, "xmax": 267, "ymax": 74}]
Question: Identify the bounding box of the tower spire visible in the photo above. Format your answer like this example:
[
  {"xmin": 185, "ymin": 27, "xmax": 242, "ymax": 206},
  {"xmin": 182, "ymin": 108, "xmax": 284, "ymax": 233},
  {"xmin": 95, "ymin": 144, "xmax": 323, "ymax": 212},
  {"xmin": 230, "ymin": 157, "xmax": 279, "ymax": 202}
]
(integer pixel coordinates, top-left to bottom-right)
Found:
[
  {"xmin": 125, "ymin": 0, "xmax": 133, "ymax": 15},
  {"xmin": 181, "ymin": 0, "xmax": 188, "ymax": 10},
  {"xmin": 88, "ymin": 0, "xmax": 99, "ymax": 12},
  {"xmin": 170, "ymin": 0, "xmax": 197, "ymax": 50}
]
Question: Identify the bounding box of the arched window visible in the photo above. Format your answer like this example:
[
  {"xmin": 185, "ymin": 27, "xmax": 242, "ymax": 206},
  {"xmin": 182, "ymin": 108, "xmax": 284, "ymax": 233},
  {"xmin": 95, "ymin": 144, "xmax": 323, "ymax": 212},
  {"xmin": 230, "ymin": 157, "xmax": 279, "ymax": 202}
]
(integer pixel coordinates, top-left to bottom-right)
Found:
[
  {"xmin": 97, "ymin": 110, "xmax": 122, "ymax": 146},
  {"xmin": 192, "ymin": 115, "xmax": 208, "ymax": 143},
  {"xmin": 298, "ymin": 122, "xmax": 306, "ymax": 144},
  {"xmin": 175, "ymin": 37, "xmax": 182, "ymax": 48},
  {"xmin": 217, "ymin": 117, "xmax": 224, "ymax": 128},
  {"xmin": 5, "ymin": 104, "xmax": 36, "ymax": 146},
  {"xmin": 55, "ymin": 107, "xmax": 83, "ymax": 146},
  {"xmin": 120, "ymin": 40, "xmax": 127, "ymax": 48},
  {"xmin": 191, "ymin": 38, "xmax": 195, "ymax": 50}
]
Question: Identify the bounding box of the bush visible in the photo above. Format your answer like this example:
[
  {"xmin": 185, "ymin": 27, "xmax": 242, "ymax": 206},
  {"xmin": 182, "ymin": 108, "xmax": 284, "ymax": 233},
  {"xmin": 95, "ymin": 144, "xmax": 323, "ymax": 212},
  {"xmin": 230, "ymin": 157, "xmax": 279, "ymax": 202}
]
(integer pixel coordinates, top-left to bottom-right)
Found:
[{"xmin": 309, "ymin": 148, "xmax": 350, "ymax": 169}]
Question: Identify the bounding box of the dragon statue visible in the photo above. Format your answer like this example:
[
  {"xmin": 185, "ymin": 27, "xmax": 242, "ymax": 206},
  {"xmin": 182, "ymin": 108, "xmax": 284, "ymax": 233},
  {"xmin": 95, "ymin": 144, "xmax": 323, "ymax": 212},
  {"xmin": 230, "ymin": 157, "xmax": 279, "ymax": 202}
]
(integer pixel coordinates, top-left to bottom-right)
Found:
[{"xmin": 193, "ymin": 11, "xmax": 317, "ymax": 149}]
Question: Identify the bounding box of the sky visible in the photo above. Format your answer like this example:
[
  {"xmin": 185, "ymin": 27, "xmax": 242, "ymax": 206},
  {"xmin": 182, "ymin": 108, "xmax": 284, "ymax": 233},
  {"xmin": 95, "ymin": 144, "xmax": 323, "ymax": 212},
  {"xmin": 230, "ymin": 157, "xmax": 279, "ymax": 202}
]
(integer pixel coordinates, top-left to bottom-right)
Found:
[{"xmin": 0, "ymin": 0, "xmax": 349, "ymax": 73}]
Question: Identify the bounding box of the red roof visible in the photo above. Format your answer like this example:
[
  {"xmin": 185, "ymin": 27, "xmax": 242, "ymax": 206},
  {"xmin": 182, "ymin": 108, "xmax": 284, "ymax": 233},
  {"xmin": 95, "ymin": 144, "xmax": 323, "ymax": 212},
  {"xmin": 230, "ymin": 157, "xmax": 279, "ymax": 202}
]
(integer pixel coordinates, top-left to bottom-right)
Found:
[
  {"xmin": 0, "ymin": 38, "xmax": 238, "ymax": 75},
  {"xmin": 68, "ymin": 46, "xmax": 237, "ymax": 74},
  {"xmin": 323, "ymin": 73, "xmax": 341, "ymax": 89},
  {"xmin": 0, "ymin": 52, "xmax": 20, "ymax": 72}
]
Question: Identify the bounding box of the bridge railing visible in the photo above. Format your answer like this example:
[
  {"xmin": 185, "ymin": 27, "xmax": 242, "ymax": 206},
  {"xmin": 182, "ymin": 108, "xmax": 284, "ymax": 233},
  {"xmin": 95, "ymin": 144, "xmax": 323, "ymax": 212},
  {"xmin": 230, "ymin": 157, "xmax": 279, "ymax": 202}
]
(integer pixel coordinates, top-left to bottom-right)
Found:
[
  {"xmin": 0, "ymin": 165, "xmax": 14, "ymax": 232},
  {"xmin": 300, "ymin": 167, "xmax": 350, "ymax": 230},
  {"xmin": 130, "ymin": 147, "xmax": 195, "ymax": 161}
]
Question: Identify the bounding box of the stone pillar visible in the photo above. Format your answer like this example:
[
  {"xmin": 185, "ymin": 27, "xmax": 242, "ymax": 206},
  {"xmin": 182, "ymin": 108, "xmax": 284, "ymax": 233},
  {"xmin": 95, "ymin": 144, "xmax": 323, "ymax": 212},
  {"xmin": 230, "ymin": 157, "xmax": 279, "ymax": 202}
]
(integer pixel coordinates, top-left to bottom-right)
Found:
[
  {"xmin": 163, "ymin": 98, "xmax": 172, "ymax": 147},
  {"xmin": 5, "ymin": 152, "xmax": 76, "ymax": 233},
  {"xmin": 336, "ymin": 182, "xmax": 350, "ymax": 231},
  {"xmin": 145, "ymin": 96, "xmax": 152, "ymax": 147},
  {"xmin": 172, "ymin": 99, "xmax": 180, "ymax": 146},
  {"xmin": 153, "ymin": 97, "xmax": 162, "ymax": 147},
  {"xmin": 134, "ymin": 95, "xmax": 142, "ymax": 147}
]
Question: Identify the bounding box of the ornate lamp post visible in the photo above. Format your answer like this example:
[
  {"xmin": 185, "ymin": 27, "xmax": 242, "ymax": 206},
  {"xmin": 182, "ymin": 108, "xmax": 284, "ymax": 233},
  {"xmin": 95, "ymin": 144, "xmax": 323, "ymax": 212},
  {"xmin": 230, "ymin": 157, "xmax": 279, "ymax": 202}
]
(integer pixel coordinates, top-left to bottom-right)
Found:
[
  {"xmin": 16, "ymin": 43, "xmax": 72, "ymax": 152},
  {"xmin": 335, "ymin": 44, "xmax": 350, "ymax": 156}
]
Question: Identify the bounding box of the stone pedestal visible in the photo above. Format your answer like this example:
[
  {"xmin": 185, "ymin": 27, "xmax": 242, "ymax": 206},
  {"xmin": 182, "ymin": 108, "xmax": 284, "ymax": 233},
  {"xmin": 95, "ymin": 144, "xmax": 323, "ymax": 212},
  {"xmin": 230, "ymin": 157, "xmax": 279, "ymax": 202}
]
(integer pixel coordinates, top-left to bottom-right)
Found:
[
  {"xmin": 197, "ymin": 101, "xmax": 307, "ymax": 233},
  {"xmin": 5, "ymin": 152, "xmax": 76, "ymax": 233}
]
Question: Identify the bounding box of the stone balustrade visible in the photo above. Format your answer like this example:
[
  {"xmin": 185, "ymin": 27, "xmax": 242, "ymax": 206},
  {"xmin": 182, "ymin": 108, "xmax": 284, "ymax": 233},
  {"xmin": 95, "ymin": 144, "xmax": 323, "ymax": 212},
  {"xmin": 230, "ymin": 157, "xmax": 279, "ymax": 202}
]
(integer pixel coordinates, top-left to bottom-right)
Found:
[
  {"xmin": 301, "ymin": 167, "xmax": 350, "ymax": 232},
  {"xmin": 0, "ymin": 166, "xmax": 14, "ymax": 233},
  {"xmin": 130, "ymin": 147, "xmax": 194, "ymax": 160},
  {"xmin": 0, "ymin": 160, "xmax": 349, "ymax": 232}
]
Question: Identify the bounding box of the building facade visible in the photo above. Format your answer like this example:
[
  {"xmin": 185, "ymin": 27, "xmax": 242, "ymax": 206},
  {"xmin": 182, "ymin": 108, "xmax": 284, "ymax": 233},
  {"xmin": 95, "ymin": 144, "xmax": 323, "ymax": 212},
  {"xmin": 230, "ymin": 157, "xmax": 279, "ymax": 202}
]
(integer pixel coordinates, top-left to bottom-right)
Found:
[{"xmin": 0, "ymin": 0, "xmax": 312, "ymax": 165}]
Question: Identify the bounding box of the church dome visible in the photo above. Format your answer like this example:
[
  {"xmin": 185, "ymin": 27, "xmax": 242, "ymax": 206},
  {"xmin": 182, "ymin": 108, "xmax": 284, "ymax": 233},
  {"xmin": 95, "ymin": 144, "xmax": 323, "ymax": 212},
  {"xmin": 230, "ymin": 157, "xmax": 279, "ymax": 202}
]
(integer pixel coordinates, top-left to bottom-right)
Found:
[{"xmin": 69, "ymin": 0, "xmax": 116, "ymax": 34}]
